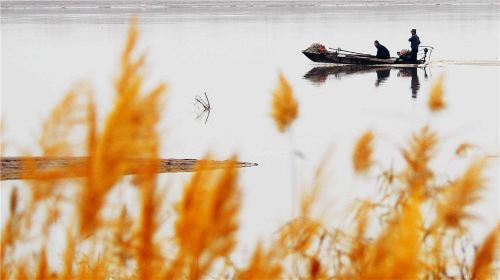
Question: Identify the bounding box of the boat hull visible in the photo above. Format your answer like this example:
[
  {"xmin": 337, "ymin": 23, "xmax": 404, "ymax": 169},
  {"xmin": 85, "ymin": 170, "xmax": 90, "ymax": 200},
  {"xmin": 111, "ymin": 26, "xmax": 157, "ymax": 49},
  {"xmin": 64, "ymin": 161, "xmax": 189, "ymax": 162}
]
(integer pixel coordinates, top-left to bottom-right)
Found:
[{"xmin": 302, "ymin": 51, "xmax": 425, "ymax": 65}]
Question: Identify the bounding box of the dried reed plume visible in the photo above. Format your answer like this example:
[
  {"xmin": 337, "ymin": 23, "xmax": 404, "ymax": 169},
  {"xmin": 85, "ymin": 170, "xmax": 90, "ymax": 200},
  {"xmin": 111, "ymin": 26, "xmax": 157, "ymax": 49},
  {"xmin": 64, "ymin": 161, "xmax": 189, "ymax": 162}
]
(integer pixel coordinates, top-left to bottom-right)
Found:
[
  {"xmin": 79, "ymin": 19, "xmax": 166, "ymax": 236},
  {"xmin": 471, "ymin": 224, "xmax": 500, "ymax": 280},
  {"xmin": 455, "ymin": 142, "xmax": 477, "ymax": 157},
  {"xmin": 352, "ymin": 130, "xmax": 374, "ymax": 174},
  {"xmin": 357, "ymin": 195, "xmax": 422, "ymax": 279},
  {"xmin": 428, "ymin": 74, "xmax": 446, "ymax": 112},
  {"xmin": 168, "ymin": 155, "xmax": 240, "ymax": 278},
  {"xmin": 401, "ymin": 125, "xmax": 437, "ymax": 197},
  {"xmin": 348, "ymin": 200, "xmax": 372, "ymax": 271},
  {"xmin": 299, "ymin": 151, "xmax": 329, "ymax": 217},
  {"xmin": 237, "ymin": 243, "xmax": 283, "ymax": 279},
  {"xmin": 434, "ymin": 158, "xmax": 488, "ymax": 232},
  {"xmin": 271, "ymin": 72, "xmax": 298, "ymax": 133}
]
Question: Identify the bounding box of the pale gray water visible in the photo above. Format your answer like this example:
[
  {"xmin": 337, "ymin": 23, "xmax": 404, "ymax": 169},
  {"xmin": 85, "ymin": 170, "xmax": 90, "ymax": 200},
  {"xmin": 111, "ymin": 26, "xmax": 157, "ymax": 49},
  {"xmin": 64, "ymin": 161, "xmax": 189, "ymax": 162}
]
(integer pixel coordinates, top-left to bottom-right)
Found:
[{"xmin": 1, "ymin": 1, "xmax": 499, "ymax": 260}]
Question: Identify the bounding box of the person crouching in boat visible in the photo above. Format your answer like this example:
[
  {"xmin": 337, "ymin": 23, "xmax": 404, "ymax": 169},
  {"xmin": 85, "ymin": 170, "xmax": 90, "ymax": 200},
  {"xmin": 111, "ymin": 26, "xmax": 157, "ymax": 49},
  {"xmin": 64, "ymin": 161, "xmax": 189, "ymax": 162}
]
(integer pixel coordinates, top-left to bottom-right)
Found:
[
  {"xmin": 409, "ymin": 29, "xmax": 421, "ymax": 61},
  {"xmin": 374, "ymin": 40, "xmax": 390, "ymax": 59}
]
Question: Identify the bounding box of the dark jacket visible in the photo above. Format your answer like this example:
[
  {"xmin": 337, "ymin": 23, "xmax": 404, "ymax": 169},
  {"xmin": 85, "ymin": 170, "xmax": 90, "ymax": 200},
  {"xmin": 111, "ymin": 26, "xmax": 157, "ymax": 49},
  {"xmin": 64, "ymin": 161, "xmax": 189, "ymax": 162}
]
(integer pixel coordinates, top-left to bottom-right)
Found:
[
  {"xmin": 409, "ymin": 35, "xmax": 420, "ymax": 50},
  {"xmin": 376, "ymin": 44, "xmax": 390, "ymax": 59}
]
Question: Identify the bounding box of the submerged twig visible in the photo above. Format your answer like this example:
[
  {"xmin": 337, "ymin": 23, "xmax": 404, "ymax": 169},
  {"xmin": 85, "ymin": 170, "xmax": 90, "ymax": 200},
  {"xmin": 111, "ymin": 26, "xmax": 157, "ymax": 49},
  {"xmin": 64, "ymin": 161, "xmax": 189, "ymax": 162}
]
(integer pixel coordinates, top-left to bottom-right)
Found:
[
  {"xmin": 0, "ymin": 156, "xmax": 258, "ymax": 180},
  {"xmin": 195, "ymin": 92, "xmax": 211, "ymax": 124},
  {"xmin": 194, "ymin": 92, "xmax": 210, "ymax": 110}
]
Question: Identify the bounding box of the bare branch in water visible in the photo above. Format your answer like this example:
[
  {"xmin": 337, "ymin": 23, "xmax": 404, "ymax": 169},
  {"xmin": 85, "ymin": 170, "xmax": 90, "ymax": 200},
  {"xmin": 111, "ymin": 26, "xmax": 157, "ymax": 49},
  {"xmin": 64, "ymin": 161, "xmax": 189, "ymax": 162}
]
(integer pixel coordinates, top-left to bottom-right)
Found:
[{"xmin": 195, "ymin": 92, "xmax": 212, "ymax": 124}]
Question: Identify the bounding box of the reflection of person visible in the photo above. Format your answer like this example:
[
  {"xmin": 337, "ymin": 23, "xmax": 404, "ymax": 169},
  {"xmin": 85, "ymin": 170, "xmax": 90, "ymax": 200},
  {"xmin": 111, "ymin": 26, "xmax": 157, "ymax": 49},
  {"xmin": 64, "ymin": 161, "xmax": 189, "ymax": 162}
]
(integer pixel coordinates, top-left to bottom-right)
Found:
[
  {"xmin": 408, "ymin": 29, "xmax": 420, "ymax": 61},
  {"xmin": 409, "ymin": 68, "xmax": 420, "ymax": 98},
  {"xmin": 374, "ymin": 40, "xmax": 390, "ymax": 59},
  {"xmin": 398, "ymin": 67, "xmax": 420, "ymax": 98},
  {"xmin": 375, "ymin": 69, "xmax": 390, "ymax": 86}
]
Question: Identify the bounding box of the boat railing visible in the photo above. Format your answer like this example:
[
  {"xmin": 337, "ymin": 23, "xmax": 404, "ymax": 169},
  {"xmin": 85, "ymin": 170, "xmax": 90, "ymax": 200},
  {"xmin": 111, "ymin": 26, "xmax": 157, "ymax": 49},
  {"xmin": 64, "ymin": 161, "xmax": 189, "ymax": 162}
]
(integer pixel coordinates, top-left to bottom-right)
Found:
[
  {"xmin": 329, "ymin": 46, "xmax": 434, "ymax": 62},
  {"xmin": 329, "ymin": 48, "xmax": 375, "ymax": 57},
  {"xmin": 419, "ymin": 45, "xmax": 434, "ymax": 61}
]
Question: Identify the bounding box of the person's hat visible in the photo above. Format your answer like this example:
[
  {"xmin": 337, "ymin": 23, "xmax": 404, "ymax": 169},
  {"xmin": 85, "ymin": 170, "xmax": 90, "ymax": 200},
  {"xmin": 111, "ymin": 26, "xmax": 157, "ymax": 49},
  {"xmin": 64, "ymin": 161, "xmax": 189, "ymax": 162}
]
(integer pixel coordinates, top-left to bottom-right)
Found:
[{"xmin": 411, "ymin": 28, "xmax": 417, "ymax": 32}]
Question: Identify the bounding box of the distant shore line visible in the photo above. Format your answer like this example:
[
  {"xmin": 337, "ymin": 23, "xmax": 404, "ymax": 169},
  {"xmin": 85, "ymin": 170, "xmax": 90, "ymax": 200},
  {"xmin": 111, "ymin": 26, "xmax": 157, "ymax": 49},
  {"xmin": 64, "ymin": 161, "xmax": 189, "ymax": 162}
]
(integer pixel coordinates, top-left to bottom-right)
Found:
[{"xmin": 2, "ymin": 0, "xmax": 499, "ymax": 11}]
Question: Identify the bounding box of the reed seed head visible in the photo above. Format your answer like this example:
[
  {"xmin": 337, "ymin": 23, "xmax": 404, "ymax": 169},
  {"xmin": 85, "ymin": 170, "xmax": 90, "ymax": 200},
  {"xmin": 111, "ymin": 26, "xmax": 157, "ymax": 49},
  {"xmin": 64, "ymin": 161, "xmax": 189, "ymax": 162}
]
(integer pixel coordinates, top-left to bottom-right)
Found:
[{"xmin": 271, "ymin": 72, "xmax": 298, "ymax": 133}]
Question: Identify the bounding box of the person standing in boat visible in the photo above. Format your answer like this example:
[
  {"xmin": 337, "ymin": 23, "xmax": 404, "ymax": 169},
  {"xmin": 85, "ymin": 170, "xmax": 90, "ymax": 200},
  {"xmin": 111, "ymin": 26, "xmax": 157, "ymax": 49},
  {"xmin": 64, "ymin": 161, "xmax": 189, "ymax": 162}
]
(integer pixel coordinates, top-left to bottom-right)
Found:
[
  {"xmin": 409, "ymin": 29, "xmax": 421, "ymax": 61},
  {"xmin": 374, "ymin": 40, "xmax": 390, "ymax": 59}
]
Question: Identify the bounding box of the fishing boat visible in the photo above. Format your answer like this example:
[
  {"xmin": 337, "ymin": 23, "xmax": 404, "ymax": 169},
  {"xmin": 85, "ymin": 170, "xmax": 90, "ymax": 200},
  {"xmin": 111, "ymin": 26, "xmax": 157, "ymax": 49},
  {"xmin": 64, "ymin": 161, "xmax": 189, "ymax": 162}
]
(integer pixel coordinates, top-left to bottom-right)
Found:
[{"xmin": 302, "ymin": 43, "xmax": 433, "ymax": 65}]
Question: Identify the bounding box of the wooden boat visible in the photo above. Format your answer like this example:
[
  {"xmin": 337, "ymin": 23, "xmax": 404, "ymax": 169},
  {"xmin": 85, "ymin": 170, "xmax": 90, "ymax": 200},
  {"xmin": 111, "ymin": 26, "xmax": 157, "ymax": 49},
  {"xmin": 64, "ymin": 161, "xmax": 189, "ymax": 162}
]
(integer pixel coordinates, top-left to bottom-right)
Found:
[{"xmin": 302, "ymin": 45, "xmax": 432, "ymax": 65}]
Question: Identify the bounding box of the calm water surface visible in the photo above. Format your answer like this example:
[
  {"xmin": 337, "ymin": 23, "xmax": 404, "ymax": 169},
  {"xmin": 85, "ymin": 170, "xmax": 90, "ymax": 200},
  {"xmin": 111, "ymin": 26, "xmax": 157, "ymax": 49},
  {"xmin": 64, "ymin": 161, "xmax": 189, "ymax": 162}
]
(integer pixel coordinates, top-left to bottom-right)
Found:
[{"xmin": 1, "ymin": 1, "xmax": 499, "ymax": 258}]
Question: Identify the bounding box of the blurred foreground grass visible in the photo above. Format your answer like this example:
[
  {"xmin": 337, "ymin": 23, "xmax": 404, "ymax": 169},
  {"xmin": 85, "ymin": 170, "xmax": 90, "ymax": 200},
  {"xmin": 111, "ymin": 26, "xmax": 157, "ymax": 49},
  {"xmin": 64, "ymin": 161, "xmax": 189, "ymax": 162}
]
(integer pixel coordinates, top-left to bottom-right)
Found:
[{"xmin": 1, "ymin": 20, "xmax": 498, "ymax": 280}]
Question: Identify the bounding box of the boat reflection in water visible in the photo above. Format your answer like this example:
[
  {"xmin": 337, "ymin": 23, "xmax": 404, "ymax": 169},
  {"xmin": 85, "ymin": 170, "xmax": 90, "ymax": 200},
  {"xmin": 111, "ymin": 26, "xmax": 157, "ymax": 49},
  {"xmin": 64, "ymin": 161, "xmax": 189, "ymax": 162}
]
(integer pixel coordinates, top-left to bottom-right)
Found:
[
  {"xmin": 375, "ymin": 68, "xmax": 391, "ymax": 87},
  {"xmin": 303, "ymin": 65, "xmax": 428, "ymax": 98}
]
